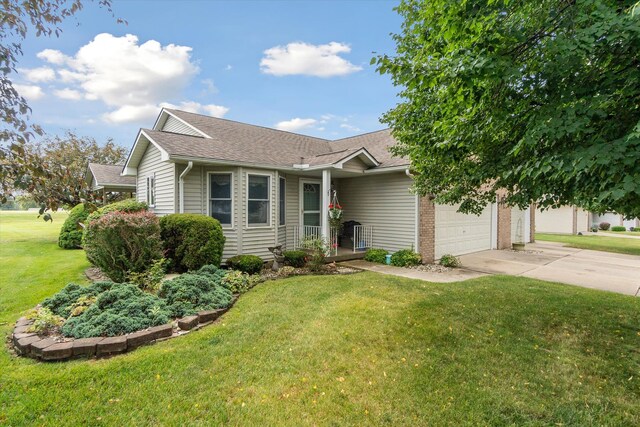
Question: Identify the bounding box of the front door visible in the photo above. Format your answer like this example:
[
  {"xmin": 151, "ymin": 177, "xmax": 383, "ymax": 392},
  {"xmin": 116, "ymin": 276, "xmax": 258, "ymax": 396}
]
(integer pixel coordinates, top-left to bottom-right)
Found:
[{"xmin": 301, "ymin": 181, "xmax": 321, "ymax": 227}]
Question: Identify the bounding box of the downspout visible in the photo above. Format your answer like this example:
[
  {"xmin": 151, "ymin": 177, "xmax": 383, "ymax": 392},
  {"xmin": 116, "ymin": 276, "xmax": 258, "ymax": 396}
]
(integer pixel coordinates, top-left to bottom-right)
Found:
[{"xmin": 178, "ymin": 161, "xmax": 193, "ymax": 214}]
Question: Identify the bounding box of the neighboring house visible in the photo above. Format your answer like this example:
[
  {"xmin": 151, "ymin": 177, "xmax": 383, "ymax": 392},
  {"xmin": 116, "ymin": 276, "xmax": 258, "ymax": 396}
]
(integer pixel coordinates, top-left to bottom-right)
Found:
[
  {"xmin": 120, "ymin": 108, "xmax": 534, "ymax": 262},
  {"xmin": 86, "ymin": 163, "xmax": 136, "ymax": 204},
  {"xmin": 536, "ymin": 206, "xmax": 639, "ymax": 234}
]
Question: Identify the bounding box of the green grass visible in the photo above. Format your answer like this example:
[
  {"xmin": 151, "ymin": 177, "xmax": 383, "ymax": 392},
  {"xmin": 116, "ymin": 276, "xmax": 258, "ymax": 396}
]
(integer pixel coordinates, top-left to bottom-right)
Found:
[
  {"xmin": 536, "ymin": 232, "xmax": 640, "ymax": 256},
  {"xmin": 1, "ymin": 212, "xmax": 639, "ymax": 426},
  {"xmin": 602, "ymin": 230, "xmax": 640, "ymax": 236}
]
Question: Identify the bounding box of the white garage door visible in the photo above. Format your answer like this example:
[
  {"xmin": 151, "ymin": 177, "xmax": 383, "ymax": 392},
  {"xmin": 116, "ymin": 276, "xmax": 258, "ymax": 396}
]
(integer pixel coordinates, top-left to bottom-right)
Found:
[{"xmin": 435, "ymin": 204, "xmax": 493, "ymax": 258}]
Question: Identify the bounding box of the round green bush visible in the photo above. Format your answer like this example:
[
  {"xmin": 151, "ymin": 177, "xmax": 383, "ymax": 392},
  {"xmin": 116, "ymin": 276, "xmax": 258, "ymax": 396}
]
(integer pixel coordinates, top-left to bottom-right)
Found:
[
  {"xmin": 439, "ymin": 254, "xmax": 461, "ymax": 268},
  {"xmin": 83, "ymin": 211, "xmax": 163, "ymax": 282},
  {"xmin": 159, "ymin": 273, "xmax": 233, "ymax": 317},
  {"xmin": 58, "ymin": 203, "xmax": 91, "ymax": 249},
  {"xmin": 364, "ymin": 248, "xmax": 388, "ymax": 264},
  {"xmin": 390, "ymin": 249, "xmax": 422, "ymax": 267},
  {"xmin": 598, "ymin": 222, "xmax": 611, "ymax": 231},
  {"xmin": 226, "ymin": 254, "xmax": 264, "ymax": 274},
  {"xmin": 611, "ymin": 226, "xmax": 626, "ymax": 232},
  {"xmin": 283, "ymin": 250, "xmax": 307, "ymax": 268},
  {"xmin": 160, "ymin": 214, "xmax": 226, "ymax": 272},
  {"xmin": 61, "ymin": 283, "xmax": 171, "ymax": 338}
]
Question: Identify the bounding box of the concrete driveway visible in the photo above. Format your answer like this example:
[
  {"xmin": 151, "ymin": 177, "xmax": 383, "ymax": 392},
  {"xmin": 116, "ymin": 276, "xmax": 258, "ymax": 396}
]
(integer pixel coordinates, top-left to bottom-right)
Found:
[{"xmin": 458, "ymin": 242, "xmax": 640, "ymax": 296}]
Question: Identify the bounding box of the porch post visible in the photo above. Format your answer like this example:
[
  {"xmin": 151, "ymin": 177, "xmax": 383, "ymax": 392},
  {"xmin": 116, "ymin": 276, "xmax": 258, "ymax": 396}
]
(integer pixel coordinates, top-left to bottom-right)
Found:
[{"xmin": 321, "ymin": 169, "xmax": 331, "ymax": 241}]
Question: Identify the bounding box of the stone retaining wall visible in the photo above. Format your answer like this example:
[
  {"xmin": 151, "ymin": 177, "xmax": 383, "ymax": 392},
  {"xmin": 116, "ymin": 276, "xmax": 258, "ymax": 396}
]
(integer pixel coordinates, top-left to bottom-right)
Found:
[{"xmin": 11, "ymin": 297, "xmax": 237, "ymax": 362}]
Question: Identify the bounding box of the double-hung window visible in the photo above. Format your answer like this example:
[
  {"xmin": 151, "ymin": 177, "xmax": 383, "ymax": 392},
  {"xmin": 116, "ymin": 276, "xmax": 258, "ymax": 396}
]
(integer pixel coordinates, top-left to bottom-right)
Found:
[
  {"xmin": 146, "ymin": 174, "xmax": 156, "ymax": 207},
  {"xmin": 209, "ymin": 173, "xmax": 232, "ymax": 227},
  {"xmin": 279, "ymin": 177, "xmax": 286, "ymax": 226},
  {"xmin": 248, "ymin": 174, "xmax": 270, "ymax": 226}
]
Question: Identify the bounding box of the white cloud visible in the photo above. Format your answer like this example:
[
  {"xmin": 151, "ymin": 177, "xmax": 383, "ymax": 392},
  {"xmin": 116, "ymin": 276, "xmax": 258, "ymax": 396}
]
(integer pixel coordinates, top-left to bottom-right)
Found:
[
  {"xmin": 225, "ymin": 64, "xmax": 232, "ymax": 71},
  {"xmin": 260, "ymin": 42, "xmax": 362, "ymax": 77},
  {"xmin": 103, "ymin": 104, "xmax": 160, "ymax": 124},
  {"xmin": 275, "ymin": 118, "xmax": 318, "ymax": 132},
  {"xmin": 161, "ymin": 101, "xmax": 229, "ymax": 118},
  {"xmin": 54, "ymin": 88, "xmax": 83, "ymax": 100},
  {"xmin": 19, "ymin": 67, "xmax": 55, "ymax": 83},
  {"xmin": 14, "ymin": 84, "xmax": 44, "ymax": 100},
  {"xmin": 37, "ymin": 49, "xmax": 67, "ymax": 65},
  {"xmin": 34, "ymin": 33, "xmax": 229, "ymax": 123},
  {"xmin": 340, "ymin": 123, "xmax": 362, "ymax": 132},
  {"xmin": 200, "ymin": 78, "xmax": 218, "ymax": 95}
]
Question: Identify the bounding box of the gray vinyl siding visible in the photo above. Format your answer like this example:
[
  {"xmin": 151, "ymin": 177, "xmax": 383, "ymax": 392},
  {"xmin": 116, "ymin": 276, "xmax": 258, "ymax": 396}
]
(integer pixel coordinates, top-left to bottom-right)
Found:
[
  {"xmin": 284, "ymin": 174, "xmax": 301, "ymax": 250},
  {"xmin": 338, "ymin": 173, "xmax": 416, "ymax": 253},
  {"xmin": 136, "ymin": 144, "xmax": 175, "ymax": 216},
  {"xmin": 341, "ymin": 157, "xmax": 367, "ymax": 173},
  {"xmin": 176, "ymin": 163, "xmax": 204, "ymax": 214},
  {"xmin": 162, "ymin": 115, "xmax": 201, "ymax": 136}
]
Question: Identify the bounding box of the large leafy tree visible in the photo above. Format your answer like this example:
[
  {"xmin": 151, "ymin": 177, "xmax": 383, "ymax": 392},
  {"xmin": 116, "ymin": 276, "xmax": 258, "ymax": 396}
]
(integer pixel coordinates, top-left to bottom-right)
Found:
[
  {"xmin": 0, "ymin": 0, "xmax": 122, "ymax": 206},
  {"xmin": 5, "ymin": 132, "xmax": 128, "ymax": 211},
  {"xmin": 374, "ymin": 0, "xmax": 640, "ymax": 217}
]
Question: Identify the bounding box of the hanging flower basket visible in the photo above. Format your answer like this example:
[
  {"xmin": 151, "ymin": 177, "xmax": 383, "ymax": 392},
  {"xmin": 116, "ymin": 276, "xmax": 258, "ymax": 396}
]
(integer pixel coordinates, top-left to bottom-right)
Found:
[{"xmin": 328, "ymin": 203, "xmax": 343, "ymax": 228}]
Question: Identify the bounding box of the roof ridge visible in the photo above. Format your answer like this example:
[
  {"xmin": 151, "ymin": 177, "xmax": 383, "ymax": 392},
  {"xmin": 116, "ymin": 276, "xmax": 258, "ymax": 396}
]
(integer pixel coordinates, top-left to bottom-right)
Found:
[
  {"xmin": 165, "ymin": 108, "xmax": 332, "ymax": 143},
  {"xmin": 330, "ymin": 128, "xmax": 390, "ymax": 142}
]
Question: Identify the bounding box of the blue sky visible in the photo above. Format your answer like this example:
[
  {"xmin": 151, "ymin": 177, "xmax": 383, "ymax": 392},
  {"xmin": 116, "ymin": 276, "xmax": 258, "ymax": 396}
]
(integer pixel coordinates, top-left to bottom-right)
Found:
[{"xmin": 15, "ymin": 0, "xmax": 402, "ymax": 150}]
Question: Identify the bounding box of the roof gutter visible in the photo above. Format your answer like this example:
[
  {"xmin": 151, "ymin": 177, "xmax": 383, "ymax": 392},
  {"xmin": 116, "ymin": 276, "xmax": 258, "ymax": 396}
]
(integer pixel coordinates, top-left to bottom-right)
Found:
[{"xmin": 178, "ymin": 161, "xmax": 193, "ymax": 214}]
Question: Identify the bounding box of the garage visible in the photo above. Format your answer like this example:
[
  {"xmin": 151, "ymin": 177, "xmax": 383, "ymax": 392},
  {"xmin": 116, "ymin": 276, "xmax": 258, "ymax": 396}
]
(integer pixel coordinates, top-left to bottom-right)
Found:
[
  {"xmin": 535, "ymin": 206, "xmax": 575, "ymax": 234},
  {"xmin": 435, "ymin": 203, "xmax": 493, "ymax": 258}
]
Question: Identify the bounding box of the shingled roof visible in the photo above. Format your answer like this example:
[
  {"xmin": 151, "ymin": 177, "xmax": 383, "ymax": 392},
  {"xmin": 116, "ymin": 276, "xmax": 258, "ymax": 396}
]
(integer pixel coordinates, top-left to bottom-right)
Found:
[
  {"xmin": 87, "ymin": 163, "xmax": 136, "ymax": 189},
  {"xmin": 126, "ymin": 109, "xmax": 409, "ymax": 172}
]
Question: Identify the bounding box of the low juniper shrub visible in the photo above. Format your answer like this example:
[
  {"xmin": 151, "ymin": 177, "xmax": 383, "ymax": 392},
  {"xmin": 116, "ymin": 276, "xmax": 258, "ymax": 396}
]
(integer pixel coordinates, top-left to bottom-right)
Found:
[
  {"xmin": 42, "ymin": 281, "xmax": 114, "ymax": 318},
  {"xmin": 283, "ymin": 250, "xmax": 307, "ymax": 268},
  {"xmin": 159, "ymin": 273, "xmax": 232, "ymax": 318},
  {"xmin": 611, "ymin": 226, "xmax": 626, "ymax": 232},
  {"xmin": 390, "ymin": 249, "xmax": 422, "ymax": 267},
  {"xmin": 364, "ymin": 248, "xmax": 388, "ymax": 264},
  {"xmin": 61, "ymin": 283, "xmax": 171, "ymax": 338},
  {"xmin": 226, "ymin": 254, "xmax": 264, "ymax": 274}
]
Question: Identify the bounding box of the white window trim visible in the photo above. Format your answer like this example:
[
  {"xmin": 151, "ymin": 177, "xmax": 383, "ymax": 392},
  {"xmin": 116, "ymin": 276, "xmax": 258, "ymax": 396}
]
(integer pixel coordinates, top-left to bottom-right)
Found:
[
  {"xmin": 206, "ymin": 171, "xmax": 235, "ymax": 229},
  {"xmin": 146, "ymin": 174, "xmax": 156, "ymax": 207},
  {"xmin": 246, "ymin": 172, "xmax": 272, "ymax": 228},
  {"xmin": 279, "ymin": 176, "xmax": 286, "ymax": 226}
]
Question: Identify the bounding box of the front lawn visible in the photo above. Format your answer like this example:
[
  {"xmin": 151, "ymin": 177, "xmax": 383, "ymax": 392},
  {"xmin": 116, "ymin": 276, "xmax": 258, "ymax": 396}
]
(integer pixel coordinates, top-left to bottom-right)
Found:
[
  {"xmin": 536, "ymin": 232, "xmax": 640, "ymax": 256},
  {"xmin": 1, "ymin": 211, "xmax": 639, "ymax": 425},
  {"xmin": 601, "ymin": 230, "xmax": 640, "ymax": 237}
]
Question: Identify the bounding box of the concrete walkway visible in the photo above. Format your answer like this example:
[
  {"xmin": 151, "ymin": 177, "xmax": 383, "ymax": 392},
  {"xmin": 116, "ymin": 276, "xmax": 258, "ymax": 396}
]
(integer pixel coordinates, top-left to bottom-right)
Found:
[
  {"xmin": 458, "ymin": 242, "xmax": 640, "ymax": 296},
  {"xmin": 343, "ymin": 242, "xmax": 640, "ymax": 297},
  {"xmin": 342, "ymin": 259, "xmax": 486, "ymax": 283}
]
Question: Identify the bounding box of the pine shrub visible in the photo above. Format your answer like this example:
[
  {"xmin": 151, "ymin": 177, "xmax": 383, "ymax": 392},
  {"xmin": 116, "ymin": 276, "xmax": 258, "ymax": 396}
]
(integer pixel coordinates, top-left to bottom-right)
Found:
[{"xmin": 83, "ymin": 211, "xmax": 163, "ymax": 282}]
